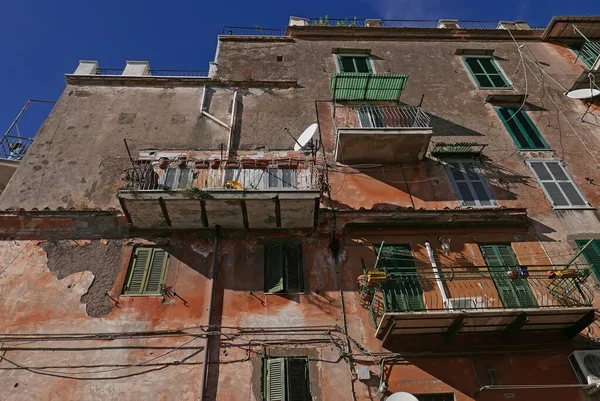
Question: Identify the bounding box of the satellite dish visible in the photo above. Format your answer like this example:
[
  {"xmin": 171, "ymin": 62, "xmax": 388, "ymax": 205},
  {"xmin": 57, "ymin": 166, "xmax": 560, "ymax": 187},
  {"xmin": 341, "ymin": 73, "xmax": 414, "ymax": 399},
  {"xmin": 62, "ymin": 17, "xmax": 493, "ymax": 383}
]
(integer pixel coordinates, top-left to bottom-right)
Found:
[
  {"xmin": 294, "ymin": 123, "xmax": 318, "ymax": 151},
  {"xmin": 566, "ymin": 88, "xmax": 600, "ymax": 99},
  {"xmin": 386, "ymin": 393, "xmax": 419, "ymax": 401}
]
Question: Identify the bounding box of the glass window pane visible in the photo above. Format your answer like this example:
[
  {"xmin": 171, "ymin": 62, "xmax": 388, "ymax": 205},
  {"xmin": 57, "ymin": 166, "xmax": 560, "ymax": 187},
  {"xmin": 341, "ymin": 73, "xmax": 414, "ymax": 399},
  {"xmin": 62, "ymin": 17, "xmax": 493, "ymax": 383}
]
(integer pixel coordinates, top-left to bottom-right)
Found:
[
  {"xmin": 475, "ymin": 74, "xmax": 493, "ymax": 88},
  {"xmin": 354, "ymin": 57, "xmax": 371, "ymax": 73},
  {"xmin": 340, "ymin": 57, "xmax": 356, "ymax": 72},
  {"xmin": 478, "ymin": 58, "xmax": 498, "ymax": 74},
  {"xmin": 464, "ymin": 162, "xmax": 480, "ymax": 181},
  {"xmin": 490, "ymin": 74, "xmax": 508, "ymax": 88},
  {"xmin": 518, "ymin": 117, "xmax": 545, "ymax": 149},
  {"xmin": 472, "ymin": 182, "xmax": 492, "ymax": 205},
  {"xmin": 466, "ymin": 58, "xmax": 484, "ymax": 74},
  {"xmin": 449, "ymin": 163, "xmax": 466, "ymax": 181},
  {"xmin": 457, "ymin": 182, "xmax": 475, "ymax": 205},
  {"xmin": 505, "ymin": 114, "xmax": 531, "ymax": 148}
]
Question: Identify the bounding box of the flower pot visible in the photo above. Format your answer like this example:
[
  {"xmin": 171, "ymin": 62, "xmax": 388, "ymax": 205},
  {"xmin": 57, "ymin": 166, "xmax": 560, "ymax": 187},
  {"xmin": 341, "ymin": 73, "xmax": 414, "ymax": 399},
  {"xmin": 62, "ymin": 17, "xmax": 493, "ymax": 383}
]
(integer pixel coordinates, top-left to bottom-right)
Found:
[
  {"xmin": 210, "ymin": 159, "xmax": 220, "ymax": 169},
  {"xmin": 158, "ymin": 157, "xmax": 170, "ymax": 170},
  {"xmin": 177, "ymin": 156, "xmax": 188, "ymax": 169}
]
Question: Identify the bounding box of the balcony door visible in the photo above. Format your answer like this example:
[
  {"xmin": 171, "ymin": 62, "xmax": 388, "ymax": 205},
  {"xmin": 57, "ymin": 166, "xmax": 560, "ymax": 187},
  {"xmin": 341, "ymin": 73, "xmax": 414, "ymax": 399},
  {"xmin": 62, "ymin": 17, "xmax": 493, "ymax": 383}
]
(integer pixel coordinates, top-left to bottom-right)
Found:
[
  {"xmin": 480, "ymin": 244, "xmax": 538, "ymax": 308},
  {"xmin": 374, "ymin": 243, "xmax": 424, "ymax": 312}
]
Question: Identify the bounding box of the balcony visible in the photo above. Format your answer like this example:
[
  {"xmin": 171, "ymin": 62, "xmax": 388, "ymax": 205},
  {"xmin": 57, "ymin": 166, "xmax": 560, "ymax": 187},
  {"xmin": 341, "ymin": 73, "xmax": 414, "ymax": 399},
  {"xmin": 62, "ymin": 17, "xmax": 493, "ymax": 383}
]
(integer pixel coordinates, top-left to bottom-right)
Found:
[
  {"xmin": 334, "ymin": 104, "xmax": 432, "ymax": 164},
  {"xmin": 363, "ymin": 264, "xmax": 595, "ymax": 340},
  {"xmin": 117, "ymin": 158, "xmax": 321, "ymax": 230}
]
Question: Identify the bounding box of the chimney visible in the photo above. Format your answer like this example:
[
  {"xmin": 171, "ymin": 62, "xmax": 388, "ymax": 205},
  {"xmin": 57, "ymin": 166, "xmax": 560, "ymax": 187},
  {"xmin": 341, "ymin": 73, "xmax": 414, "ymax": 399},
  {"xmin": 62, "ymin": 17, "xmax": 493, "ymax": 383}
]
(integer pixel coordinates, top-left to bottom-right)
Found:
[
  {"xmin": 365, "ymin": 19, "xmax": 382, "ymax": 27},
  {"xmin": 122, "ymin": 61, "xmax": 150, "ymax": 76},
  {"xmin": 73, "ymin": 60, "xmax": 98, "ymax": 75}
]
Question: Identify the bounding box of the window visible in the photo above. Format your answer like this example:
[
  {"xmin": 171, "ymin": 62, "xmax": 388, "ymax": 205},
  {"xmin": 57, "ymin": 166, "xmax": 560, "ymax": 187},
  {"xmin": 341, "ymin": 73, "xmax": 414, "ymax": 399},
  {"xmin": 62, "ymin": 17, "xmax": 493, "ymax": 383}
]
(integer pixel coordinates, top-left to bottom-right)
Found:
[
  {"xmin": 357, "ymin": 105, "xmax": 385, "ymax": 128},
  {"xmin": 263, "ymin": 358, "xmax": 310, "ymax": 401},
  {"xmin": 265, "ymin": 243, "xmax": 304, "ymax": 293},
  {"xmin": 463, "ymin": 57, "xmax": 510, "ymax": 89},
  {"xmin": 576, "ymin": 240, "xmax": 600, "ymax": 280},
  {"xmin": 337, "ymin": 55, "xmax": 372, "ymax": 73},
  {"xmin": 569, "ymin": 43, "xmax": 600, "ymax": 69},
  {"xmin": 526, "ymin": 161, "xmax": 591, "ymax": 209},
  {"xmin": 374, "ymin": 244, "xmax": 424, "ymax": 311},
  {"xmin": 415, "ymin": 394, "xmax": 455, "ymax": 401},
  {"xmin": 123, "ymin": 247, "xmax": 169, "ymax": 295},
  {"xmin": 159, "ymin": 167, "xmax": 194, "ymax": 190},
  {"xmin": 495, "ymin": 107, "xmax": 549, "ymax": 150},
  {"xmin": 266, "ymin": 168, "xmax": 297, "ymax": 189},
  {"xmin": 480, "ymin": 244, "xmax": 538, "ymax": 308},
  {"xmin": 445, "ymin": 160, "xmax": 497, "ymax": 208}
]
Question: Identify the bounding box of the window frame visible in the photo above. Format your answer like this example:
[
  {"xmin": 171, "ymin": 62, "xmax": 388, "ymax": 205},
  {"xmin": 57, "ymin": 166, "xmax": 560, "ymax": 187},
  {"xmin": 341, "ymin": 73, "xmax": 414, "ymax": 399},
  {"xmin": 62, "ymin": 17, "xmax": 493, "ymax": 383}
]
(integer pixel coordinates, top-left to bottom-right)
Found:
[
  {"xmin": 336, "ymin": 55, "xmax": 374, "ymax": 73},
  {"xmin": 526, "ymin": 160, "xmax": 592, "ymax": 210},
  {"xmin": 263, "ymin": 357, "xmax": 311, "ymax": 401},
  {"xmin": 122, "ymin": 247, "xmax": 169, "ymax": 296},
  {"xmin": 265, "ymin": 167, "xmax": 297, "ymax": 190},
  {"xmin": 264, "ymin": 243, "xmax": 305, "ymax": 294},
  {"xmin": 495, "ymin": 106, "xmax": 549, "ymax": 150},
  {"xmin": 444, "ymin": 159, "xmax": 498, "ymax": 208},
  {"xmin": 158, "ymin": 166, "xmax": 194, "ymax": 190},
  {"xmin": 462, "ymin": 56, "xmax": 512, "ymax": 89},
  {"xmin": 569, "ymin": 43, "xmax": 600, "ymax": 69}
]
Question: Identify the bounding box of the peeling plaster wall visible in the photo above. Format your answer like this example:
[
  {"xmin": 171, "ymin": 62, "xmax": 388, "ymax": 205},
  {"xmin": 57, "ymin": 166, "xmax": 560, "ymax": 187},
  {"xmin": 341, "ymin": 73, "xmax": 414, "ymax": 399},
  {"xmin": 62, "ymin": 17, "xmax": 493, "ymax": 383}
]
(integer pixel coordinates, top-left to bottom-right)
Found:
[{"xmin": 40, "ymin": 239, "xmax": 123, "ymax": 317}]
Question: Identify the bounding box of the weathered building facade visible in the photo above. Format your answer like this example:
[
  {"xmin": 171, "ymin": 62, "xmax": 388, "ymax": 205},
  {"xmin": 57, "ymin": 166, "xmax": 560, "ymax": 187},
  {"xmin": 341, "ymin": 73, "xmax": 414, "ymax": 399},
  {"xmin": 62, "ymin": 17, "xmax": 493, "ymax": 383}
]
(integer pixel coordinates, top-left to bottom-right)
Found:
[{"xmin": 1, "ymin": 15, "xmax": 600, "ymax": 401}]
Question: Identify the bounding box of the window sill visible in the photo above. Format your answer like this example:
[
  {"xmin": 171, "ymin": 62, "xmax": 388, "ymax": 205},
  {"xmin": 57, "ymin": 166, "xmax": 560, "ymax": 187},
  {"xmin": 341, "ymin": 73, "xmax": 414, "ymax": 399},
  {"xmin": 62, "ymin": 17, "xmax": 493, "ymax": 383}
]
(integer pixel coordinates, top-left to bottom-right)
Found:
[
  {"xmin": 120, "ymin": 294, "xmax": 163, "ymax": 297},
  {"xmin": 553, "ymin": 206, "xmax": 596, "ymax": 211}
]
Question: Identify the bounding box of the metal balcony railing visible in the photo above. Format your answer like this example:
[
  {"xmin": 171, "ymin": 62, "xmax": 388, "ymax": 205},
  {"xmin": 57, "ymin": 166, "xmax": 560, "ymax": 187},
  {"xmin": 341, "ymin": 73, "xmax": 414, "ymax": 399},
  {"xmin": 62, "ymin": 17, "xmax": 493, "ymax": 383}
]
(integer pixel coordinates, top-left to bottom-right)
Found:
[
  {"xmin": 96, "ymin": 69, "xmax": 208, "ymax": 77},
  {"xmin": 577, "ymin": 41, "xmax": 600, "ymax": 68},
  {"xmin": 367, "ymin": 264, "xmax": 594, "ymax": 328},
  {"xmin": 221, "ymin": 26, "xmax": 287, "ymax": 36},
  {"xmin": 120, "ymin": 159, "xmax": 320, "ymax": 192},
  {"xmin": 335, "ymin": 105, "xmax": 431, "ymax": 130},
  {"xmin": 0, "ymin": 135, "xmax": 33, "ymax": 161},
  {"xmin": 307, "ymin": 18, "xmax": 546, "ymax": 30}
]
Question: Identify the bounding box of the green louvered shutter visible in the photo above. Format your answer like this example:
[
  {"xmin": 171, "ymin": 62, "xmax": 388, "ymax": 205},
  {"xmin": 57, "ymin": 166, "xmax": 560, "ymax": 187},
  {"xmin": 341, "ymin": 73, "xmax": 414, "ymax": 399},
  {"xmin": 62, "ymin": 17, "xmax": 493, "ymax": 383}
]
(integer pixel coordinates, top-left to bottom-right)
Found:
[
  {"xmin": 374, "ymin": 244, "xmax": 424, "ymax": 311},
  {"xmin": 266, "ymin": 245, "xmax": 284, "ymax": 293},
  {"xmin": 285, "ymin": 245, "xmax": 304, "ymax": 293},
  {"xmin": 266, "ymin": 358, "xmax": 286, "ymax": 401},
  {"xmin": 144, "ymin": 249, "xmax": 168, "ymax": 294},
  {"xmin": 287, "ymin": 359, "xmax": 309, "ymax": 401},
  {"xmin": 125, "ymin": 248, "xmax": 152, "ymax": 294},
  {"xmin": 577, "ymin": 240, "xmax": 600, "ymax": 280},
  {"xmin": 480, "ymin": 244, "xmax": 537, "ymax": 308}
]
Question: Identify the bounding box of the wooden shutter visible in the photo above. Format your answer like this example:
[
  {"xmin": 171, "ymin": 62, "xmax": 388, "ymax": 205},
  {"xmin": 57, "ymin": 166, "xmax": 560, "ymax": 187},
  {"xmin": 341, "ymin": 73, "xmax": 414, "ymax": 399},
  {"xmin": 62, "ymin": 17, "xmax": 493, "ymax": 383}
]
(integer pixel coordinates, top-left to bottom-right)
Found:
[
  {"xmin": 375, "ymin": 244, "xmax": 424, "ymax": 311},
  {"xmin": 287, "ymin": 358, "xmax": 309, "ymax": 401},
  {"xmin": 265, "ymin": 245, "xmax": 284, "ymax": 293},
  {"xmin": 446, "ymin": 161, "xmax": 496, "ymax": 207},
  {"xmin": 266, "ymin": 358, "xmax": 286, "ymax": 401},
  {"xmin": 125, "ymin": 247, "xmax": 152, "ymax": 294},
  {"xmin": 480, "ymin": 244, "xmax": 537, "ymax": 308},
  {"xmin": 144, "ymin": 249, "xmax": 168, "ymax": 294},
  {"xmin": 577, "ymin": 240, "xmax": 600, "ymax": 280},
  {"xmin": 528, "ymin": 161, "xmax": 589, "ymax": 208},
  {"xmin": 284, "ymin": 245, "xmax": 304, "ymax": 293}
]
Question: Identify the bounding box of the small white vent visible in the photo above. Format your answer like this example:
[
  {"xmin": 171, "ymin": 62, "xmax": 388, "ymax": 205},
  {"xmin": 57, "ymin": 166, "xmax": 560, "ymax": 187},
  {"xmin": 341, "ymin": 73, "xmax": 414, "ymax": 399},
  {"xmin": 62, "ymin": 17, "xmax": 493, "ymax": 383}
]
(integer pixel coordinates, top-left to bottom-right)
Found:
[
  {"xmin": 445, "ymin": 297, "xmax": 486, "ymax": 310},
  {"xmin": 570, "ymin": 351, "xmax": 600, "ymax": 389}
]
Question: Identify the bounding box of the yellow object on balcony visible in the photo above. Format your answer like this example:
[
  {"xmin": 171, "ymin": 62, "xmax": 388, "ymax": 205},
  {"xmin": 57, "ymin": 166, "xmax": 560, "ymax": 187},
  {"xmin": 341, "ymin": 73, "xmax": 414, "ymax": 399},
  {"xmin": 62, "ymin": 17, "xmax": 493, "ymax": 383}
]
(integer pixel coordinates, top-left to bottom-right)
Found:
[{"xmin": 224, "ymin": 180, "xmax": 244, "ymax": 190}]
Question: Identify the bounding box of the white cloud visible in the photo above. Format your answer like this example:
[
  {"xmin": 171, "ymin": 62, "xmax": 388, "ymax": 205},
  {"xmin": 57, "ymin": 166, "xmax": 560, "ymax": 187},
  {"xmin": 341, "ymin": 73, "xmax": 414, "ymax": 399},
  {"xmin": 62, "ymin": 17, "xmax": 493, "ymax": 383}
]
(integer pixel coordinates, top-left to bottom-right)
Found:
[{"xmin": 365, "ymin": 0, "xmax": 443, "ymax": 20}]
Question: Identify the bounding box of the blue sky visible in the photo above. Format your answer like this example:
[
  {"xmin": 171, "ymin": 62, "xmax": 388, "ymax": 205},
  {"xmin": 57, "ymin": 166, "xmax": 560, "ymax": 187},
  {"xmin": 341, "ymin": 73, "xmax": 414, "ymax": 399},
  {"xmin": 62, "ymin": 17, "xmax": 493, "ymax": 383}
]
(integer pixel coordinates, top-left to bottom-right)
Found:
[{"xmin": 1, "ymin": 0, "xmax": 599, "ymax": 137}]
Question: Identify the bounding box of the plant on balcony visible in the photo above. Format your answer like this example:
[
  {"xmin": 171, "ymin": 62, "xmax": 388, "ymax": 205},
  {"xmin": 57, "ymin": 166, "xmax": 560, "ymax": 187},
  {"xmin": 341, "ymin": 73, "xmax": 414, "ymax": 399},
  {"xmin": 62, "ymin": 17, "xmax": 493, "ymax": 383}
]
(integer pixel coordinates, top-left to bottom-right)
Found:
[
  {"xmin": 312, "ymin": 16, "xmax": 330, "ymax": 26},
  {"xmin": 182, "ymin": 187, "xmax": 214, "ymax": 200}
]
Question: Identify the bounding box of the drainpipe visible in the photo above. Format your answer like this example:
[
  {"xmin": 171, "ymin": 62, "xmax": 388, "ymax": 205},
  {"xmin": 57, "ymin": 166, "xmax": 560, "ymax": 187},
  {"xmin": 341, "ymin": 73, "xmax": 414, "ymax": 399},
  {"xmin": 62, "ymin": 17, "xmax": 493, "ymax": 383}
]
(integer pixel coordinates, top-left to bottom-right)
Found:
[
  {"xmin": 424, "ymin": 241, "xmax": 449, "ymax": 307},
  {"xmin": 199, "ymin": 225, "xmax": 221, "ymax": 401},
  {"xmin": 222, "ymin": 90, "xmax": 238, "ymax": 186}
]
